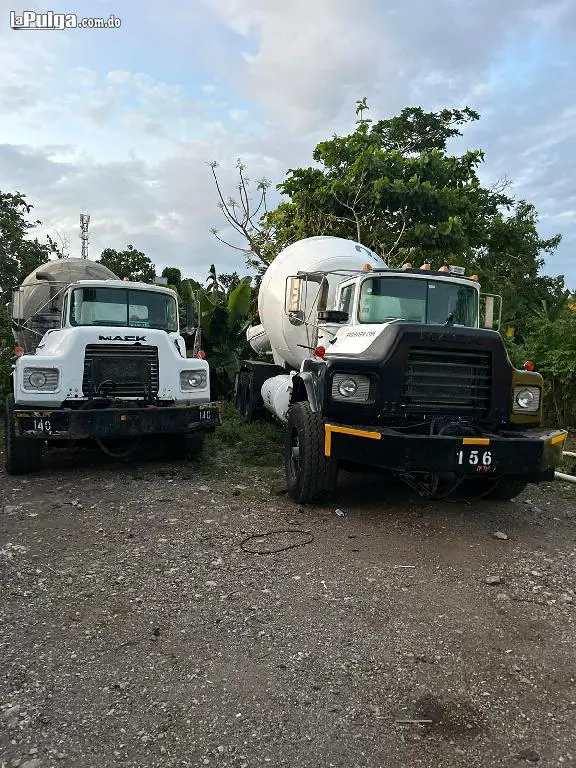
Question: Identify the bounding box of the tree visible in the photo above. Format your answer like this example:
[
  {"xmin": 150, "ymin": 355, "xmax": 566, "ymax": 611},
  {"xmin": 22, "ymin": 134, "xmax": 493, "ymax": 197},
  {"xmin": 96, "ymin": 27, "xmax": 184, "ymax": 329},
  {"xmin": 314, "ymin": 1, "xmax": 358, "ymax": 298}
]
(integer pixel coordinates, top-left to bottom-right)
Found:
[
  {"xmin": 252, "ymin": 101, "xmax": 564, "ymax": 330},
  {"xmin": 192, "ymin": 271, "xmax": 254, "ymax": 398},
  {"xmin": 468, "ymin": 201, "xmax": 566, "ymax": 339},
  {"xmin": 0, "ymin": 190, "xmax": 59, "ymax": 301},
  {"xmin": 522, "ymin": 304, "xmax": 576, "ymax": 425},
  {"xmin": 208, "ymin": 158, "xmax": 272, "ymax": 272},
  {"xmin": 161, "ymin": 266, "xmax": 181, "ymax": 286},
  {"xmin": 0, "ymin": 190, "xmax": 59, "ymax": 400},
  {"xmin": 261, "ymin": 102, "xmax": 512, "ymax": 265},
  {"xmin": 97, "ymin": 244, "xmax": 156, "ymax": 283}
]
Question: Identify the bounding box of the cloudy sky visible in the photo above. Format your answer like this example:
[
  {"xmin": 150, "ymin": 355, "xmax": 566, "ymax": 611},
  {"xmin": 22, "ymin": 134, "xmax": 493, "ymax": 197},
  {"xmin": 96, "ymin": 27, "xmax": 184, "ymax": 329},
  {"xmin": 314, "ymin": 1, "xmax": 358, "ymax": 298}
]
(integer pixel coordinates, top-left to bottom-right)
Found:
[{"xmin": 1, "ymin": 0, "xmax": 574, "ymax": 286}]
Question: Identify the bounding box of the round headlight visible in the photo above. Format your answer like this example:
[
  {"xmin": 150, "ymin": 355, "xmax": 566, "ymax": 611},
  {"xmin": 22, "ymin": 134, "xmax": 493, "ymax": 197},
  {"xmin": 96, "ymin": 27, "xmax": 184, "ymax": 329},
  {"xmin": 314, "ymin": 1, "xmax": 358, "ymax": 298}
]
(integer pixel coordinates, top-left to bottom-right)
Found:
[
  {"xmin": 338, "ymin": 378, "xmax": 358, "ymax": 397},
  {"xmin": 28, "ymin": 371, "xmax": 47, "ymax": 388},
  {"xmin": 515, "ymin": 389, "xmax": 535, "ymax": 409},
  {"xmin": 187, "ymin": 373, "xmax": 201, "ymax": 386}
]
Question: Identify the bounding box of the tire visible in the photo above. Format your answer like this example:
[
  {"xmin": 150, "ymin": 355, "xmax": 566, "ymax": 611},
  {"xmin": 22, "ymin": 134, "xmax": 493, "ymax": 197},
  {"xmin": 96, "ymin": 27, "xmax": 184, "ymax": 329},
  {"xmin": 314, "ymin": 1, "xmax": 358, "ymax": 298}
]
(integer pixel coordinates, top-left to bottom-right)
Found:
[
  {"xmin": 236, "ymin": 371, "xmax": 248, "ymax": 417},
  {"xmin": 234, "ymin": 372, "xmax": 243, "ymax": 413},
  {"xmin": 243, "ymin": 374, "xmax": 259, "ymax": 423},
  {"xmin": 184, "ymin": 433, "xmax": 205, "ymax": 460},
  {"xmin": 285, "ymin": 401, "xmax": 338, "ymax": 504},
  {"xmin": 4, "ymin": 395, "xmax": 43, "ymax": 475},
  {"xmin": 161, "ymin": 433, "xmax": 205, "ymax": 461},
  {"xmin": 465, "ymin": 477, "xmax": 528, "ymax": 501}
]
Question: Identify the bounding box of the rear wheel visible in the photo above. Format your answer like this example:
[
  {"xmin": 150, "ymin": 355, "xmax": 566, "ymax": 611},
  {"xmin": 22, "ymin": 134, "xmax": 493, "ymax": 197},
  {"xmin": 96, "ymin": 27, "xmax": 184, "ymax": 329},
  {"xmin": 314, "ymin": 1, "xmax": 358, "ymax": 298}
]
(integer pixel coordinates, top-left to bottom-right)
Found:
[
  {"xmin": 4, "ymin": 395, "xmax": 43, "ymax": 475},
  {"xmin": 235, "ymin": 371, "xmax": 248, "ymax": 417},
  {"xmin": 464, "ymin": 477, "xmax": 528, "ymax": 501},
  {"xmin": 243, "ymin": 374, "xmax": 260, "ymax": 423},
  {"xmin": 285, "ymin": 401, "xmax": 338, "ymax": 504}
]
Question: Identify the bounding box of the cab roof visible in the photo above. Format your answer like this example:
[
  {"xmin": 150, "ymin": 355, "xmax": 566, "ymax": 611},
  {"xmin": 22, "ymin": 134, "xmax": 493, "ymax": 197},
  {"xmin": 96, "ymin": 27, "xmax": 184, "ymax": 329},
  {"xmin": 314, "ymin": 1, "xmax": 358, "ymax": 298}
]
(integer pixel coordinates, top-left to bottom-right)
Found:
[{"xmin": 71, "ymin": 279, "xmax": 177, "ymax": 295}]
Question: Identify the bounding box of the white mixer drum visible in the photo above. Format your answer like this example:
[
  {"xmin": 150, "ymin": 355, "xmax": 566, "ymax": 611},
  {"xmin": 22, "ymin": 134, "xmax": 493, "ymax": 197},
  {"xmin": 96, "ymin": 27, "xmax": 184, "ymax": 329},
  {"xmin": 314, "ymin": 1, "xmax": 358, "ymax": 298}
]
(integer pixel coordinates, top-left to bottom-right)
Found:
[{"xmin": 257, "ymin": 237, "xmax": 382, "ymax": 370}]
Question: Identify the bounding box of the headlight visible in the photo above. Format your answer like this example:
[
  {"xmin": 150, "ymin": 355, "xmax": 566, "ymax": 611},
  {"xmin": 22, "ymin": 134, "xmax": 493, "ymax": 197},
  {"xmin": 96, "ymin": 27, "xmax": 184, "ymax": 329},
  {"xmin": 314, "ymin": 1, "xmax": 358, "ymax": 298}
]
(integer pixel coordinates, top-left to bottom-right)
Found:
[
  {"xmin": 331, "ymin": 373, "xmax": 371, "ymax": 402},
  {"xmin": 23, "ymin": 367, "xmax": 59, "ymax": 391},
  {"xmin": 338, "ymin": 378, "xmax": 357, "ymax": 397},
  {"xmin": 513, "ymin": 386, "xmax": 541, "ymax": 413},
  {"xmin": 180, "ymin": 370, "xmax": 207, "ymax": 390}
]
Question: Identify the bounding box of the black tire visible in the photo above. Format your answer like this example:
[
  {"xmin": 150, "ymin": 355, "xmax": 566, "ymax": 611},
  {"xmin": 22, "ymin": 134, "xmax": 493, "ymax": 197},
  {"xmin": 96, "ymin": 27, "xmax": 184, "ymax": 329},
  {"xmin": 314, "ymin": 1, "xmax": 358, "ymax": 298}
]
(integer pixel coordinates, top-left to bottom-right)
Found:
[
  {"xmin": 236, "ymin": 371, "xmax": 248, "ymax": 417},
  {"xmin": 4, "ymin": 395, "xmax": 43, "ymax": 475},
  {"xmin": 465, "ymin": 477, "xmax": 528, "ymax": 501},
  {"xmin": 244, "ymin": 374, "xmax": 259, "ymax": 423},
  {"xmin": 184, "ymin": 433, "xmax": 205, "ymax": 460},
  {"xmin": 285, "ymin": 401, "xmax": 338, "ymax": 504},
  {"xmin": 160, "ymin": 433, "xmax": 205, "ymax": 461},
  {"xmin": 234, "ymin": 372, "xmax": 243, "ymax": 413}
]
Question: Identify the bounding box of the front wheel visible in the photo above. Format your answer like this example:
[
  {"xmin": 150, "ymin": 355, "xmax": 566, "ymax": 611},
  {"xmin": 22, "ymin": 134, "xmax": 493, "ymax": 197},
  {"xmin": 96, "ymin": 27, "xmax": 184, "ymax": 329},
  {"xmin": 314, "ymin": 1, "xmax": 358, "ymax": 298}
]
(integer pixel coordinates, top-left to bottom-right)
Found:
[
  {"xmin": 160, "ymin": 433, "xmax": 205, "ymax": 461},
  {"xmin": 4, "ymin": 395, "xmax": 43, "ymax": 475},
  {"xmin": 285, "ymin": 402, "xmax": 338, "ymax": 504}
]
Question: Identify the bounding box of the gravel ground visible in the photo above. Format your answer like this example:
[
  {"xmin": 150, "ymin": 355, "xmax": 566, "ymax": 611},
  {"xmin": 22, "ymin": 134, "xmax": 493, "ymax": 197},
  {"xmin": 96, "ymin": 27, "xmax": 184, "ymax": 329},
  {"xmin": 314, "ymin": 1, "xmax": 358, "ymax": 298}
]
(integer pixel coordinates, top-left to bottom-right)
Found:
[{"xmin": 1, "ymin": 434, "xmax": 575, "ymax": 768}]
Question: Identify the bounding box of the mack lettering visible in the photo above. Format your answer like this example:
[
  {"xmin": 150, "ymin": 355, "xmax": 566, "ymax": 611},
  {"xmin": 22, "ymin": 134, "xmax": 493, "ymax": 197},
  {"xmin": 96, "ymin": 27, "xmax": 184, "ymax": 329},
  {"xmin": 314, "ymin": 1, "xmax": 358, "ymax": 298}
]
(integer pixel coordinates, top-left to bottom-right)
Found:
[{"xmin": 98, "ymin": 335, "xmax": 146, "ymax": 341}]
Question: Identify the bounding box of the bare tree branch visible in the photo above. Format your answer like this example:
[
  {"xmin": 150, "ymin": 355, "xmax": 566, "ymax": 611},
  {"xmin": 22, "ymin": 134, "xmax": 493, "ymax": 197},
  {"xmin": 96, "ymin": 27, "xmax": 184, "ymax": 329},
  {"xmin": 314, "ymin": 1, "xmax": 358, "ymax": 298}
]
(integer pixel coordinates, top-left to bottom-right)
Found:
[
  {"xmin": 383, "ymin": 209, "xmax": 407, "ymax": 263},
  {"xmin": 210, "ymin": 230, "xmax": 253, "ymax": 253}
]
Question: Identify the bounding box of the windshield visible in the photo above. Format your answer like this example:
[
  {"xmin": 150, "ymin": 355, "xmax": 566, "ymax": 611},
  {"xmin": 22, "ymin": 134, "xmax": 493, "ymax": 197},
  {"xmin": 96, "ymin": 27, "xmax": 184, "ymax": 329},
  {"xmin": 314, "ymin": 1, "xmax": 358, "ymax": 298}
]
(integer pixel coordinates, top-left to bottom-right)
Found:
[
  {"xmin": 70, "ymin": 287, "xmax": 178, "ymax": 332},
  {"xmin": 358, "ymin": 277, "xmax": 478, "ymax": 327}
]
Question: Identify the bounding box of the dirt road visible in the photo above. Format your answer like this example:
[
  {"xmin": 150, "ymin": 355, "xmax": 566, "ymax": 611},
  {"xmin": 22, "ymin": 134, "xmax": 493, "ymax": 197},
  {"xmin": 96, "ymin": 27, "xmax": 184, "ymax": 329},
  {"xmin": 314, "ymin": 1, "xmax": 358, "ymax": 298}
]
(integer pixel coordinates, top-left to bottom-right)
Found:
[{"xmin": 1, "ymin": 433, "xmax": 575, "ymax": 768}]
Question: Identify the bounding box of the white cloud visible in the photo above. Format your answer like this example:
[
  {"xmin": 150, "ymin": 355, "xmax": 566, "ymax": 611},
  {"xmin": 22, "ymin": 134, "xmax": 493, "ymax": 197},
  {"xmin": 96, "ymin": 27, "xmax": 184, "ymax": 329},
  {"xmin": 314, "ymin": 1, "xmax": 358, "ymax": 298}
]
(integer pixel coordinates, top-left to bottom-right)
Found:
[{"xmin": 0, "ymin": 0, "xmax": 574, "ymax": 286}]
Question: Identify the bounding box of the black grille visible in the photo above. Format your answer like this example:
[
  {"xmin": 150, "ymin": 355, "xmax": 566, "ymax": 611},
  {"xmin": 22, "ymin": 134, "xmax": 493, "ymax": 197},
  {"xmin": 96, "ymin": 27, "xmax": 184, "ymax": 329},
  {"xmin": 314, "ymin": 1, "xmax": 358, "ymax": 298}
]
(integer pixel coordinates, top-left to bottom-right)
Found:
[
  {"xmin": 82, "ymin": 344, "xmax": 159, "ymax": 398},
  {"xmin": 401, "ymin": 347, "xmax": 492, "ymax": 416}
]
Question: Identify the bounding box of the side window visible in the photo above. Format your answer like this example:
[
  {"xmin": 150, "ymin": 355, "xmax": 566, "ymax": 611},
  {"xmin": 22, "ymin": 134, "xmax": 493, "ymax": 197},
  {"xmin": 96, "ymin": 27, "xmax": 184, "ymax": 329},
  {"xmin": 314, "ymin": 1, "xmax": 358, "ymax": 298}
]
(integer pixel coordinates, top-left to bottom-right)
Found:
[
  {"xmin": 338, "ymin": 285, "xmax": 355, "ymax": 317},
  {"xmin": 286, "ymin": 277, "xmax": 305, "ymax": 325},
  {"xmin": 287, "ymin": 277, "xmax": 303, "ymax": 313}
]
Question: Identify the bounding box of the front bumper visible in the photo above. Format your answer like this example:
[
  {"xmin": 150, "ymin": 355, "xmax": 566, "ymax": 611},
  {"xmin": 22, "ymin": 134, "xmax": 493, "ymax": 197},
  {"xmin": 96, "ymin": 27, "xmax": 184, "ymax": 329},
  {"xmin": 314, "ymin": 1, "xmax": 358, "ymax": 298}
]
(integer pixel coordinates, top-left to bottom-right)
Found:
[
  {"xmin": 13, "ymin": 403, "xmax": 221, "ymax": 440},
  {"xmin": 324, "ymin": 423, "xmax": 568, "ymax": 482}
]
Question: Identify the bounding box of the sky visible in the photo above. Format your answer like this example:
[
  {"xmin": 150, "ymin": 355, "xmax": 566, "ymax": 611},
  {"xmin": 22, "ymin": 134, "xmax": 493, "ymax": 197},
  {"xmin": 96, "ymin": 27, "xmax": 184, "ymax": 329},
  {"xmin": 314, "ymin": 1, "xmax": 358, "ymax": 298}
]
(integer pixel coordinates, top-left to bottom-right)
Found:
[{"xmin": 0, "ymin": 0, "xmax": 575, "ymax": 287}]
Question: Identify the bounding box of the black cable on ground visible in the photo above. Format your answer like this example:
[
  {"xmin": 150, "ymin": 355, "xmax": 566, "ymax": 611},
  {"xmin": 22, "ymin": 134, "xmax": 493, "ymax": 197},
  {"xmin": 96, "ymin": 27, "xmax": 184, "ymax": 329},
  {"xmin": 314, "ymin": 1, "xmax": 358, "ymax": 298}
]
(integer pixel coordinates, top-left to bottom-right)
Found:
[{"xmin": 240, "ymin": 529, "xmax": 314, "ymax": 555}]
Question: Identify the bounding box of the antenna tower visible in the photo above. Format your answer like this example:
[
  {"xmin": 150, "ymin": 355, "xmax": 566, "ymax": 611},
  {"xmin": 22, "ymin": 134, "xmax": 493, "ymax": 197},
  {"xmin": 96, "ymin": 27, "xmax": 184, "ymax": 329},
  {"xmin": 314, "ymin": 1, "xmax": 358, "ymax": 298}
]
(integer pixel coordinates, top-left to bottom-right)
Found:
[{"xmin": 80, "ymin": 212, "xmax": 90, "ymax": 259}]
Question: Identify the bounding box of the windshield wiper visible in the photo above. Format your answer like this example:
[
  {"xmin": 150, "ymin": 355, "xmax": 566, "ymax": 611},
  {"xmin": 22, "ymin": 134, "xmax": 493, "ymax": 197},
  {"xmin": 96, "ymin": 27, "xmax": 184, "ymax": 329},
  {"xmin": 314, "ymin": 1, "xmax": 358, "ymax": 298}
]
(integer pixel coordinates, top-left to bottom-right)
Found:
[{"xmin": 444, "ymin": 313, "xmax": 455, "ymax": 326}]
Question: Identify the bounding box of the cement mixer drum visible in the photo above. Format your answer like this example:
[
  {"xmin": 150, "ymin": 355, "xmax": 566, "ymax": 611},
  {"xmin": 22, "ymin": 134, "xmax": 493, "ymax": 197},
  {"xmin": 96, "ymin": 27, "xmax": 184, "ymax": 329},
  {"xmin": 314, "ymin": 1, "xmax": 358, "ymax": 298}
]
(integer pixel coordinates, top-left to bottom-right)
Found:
[{"xmin": 11, "ymin": 258, "xmax": 118, "ymax": 351}]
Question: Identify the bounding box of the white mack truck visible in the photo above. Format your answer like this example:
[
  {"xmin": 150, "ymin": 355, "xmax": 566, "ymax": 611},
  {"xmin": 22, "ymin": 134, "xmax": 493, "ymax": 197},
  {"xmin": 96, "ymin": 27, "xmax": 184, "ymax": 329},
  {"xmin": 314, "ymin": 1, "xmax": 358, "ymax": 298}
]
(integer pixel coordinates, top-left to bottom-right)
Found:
[
  {"xmin": 4, "ymin": 258, "xmax": 220, "ymax": 474},
  {"xmin": 235, "ymin": 236, "xmax": 567, "ymax": 504}
]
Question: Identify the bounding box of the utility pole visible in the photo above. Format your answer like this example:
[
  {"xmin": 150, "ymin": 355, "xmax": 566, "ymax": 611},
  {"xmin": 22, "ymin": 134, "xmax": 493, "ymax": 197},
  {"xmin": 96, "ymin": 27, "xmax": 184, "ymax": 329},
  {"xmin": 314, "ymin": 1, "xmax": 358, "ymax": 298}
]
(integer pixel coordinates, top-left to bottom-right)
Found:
[{"xmin": 80, "ymin": 212, "xmax": 90, "ymax": 259}]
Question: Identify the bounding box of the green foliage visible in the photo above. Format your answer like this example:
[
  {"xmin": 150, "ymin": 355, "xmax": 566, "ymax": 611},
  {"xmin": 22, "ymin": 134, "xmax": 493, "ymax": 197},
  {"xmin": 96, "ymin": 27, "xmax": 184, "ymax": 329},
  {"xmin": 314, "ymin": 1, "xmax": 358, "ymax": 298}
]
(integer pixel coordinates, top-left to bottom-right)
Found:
[
  {"xmin": 522, "ymin": 304, "xmax": 576, "ymax": 426},
  {"xmin": 468, "ymin": 202, "xmax": 566, "ymax": 339},
  {"xmin": 193, "ymin": 267, "xmax": 254, "ymax": 397},
  {"xmin": 212, "ymin": 400, "xmax": 284, "ymax": 466},
  {"xmin": 259, "ymin": 104, "xmax": 503, "ymax": 265},
  {"xmin": 0, "ymin": 190, "xmax": 58, "ymax": 301},
  {"xmin": 161, "ymin": 266, "xmax": 181, "ymax": 286},
  {"xmin": 0, "ymin": 190, "xmax": 59, "ymax": 402},
  {"xmin": 97, "ymin": 244, "xmax": 156, "ymax": 283}
]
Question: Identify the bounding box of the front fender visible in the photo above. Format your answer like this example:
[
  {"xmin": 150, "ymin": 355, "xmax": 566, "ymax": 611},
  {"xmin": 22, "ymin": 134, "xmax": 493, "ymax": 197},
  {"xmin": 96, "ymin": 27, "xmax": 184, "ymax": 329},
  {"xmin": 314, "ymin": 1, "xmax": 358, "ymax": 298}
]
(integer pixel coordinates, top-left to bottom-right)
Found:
[{"xmin": 293, "ymin": 371, "xmax": 321, "ymax": 412}]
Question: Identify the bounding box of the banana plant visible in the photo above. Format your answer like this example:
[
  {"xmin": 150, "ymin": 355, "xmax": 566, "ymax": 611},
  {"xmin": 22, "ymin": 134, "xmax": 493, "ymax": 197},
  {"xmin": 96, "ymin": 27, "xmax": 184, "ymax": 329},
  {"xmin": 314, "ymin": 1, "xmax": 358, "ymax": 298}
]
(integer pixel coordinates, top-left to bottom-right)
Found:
[{"xmin": 190, "ymin": 275, "xmax": 254, "ymax": 398}]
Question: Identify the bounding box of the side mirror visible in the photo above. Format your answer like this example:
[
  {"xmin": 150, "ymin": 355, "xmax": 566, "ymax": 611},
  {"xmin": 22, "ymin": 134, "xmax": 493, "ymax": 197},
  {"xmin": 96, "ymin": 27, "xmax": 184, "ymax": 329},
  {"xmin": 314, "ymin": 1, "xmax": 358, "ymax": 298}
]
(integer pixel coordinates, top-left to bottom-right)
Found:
[
  {"xmin": 480, "ymin": 293, "xmax": 502, "ymax": 330},
  {"xmin": 317, "ymin": 310, "xmax": 349, "ymax": 323}
]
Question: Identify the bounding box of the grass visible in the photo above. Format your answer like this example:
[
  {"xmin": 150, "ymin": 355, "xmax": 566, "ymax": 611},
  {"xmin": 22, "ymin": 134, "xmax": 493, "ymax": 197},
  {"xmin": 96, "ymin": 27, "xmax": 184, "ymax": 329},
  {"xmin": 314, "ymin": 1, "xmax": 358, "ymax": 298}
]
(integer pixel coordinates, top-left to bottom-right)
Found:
[{"xmin": 202, "ymin": 400, "xmax": 285, "ymax": 469}]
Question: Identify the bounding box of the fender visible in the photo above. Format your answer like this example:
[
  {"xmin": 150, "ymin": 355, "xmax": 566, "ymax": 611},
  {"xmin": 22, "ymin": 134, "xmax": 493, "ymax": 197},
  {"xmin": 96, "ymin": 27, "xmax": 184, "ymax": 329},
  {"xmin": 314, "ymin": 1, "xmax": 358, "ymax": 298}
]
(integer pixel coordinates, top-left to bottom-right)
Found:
[{"xmin": 293, "ymin": 371, "xmax": 321, "ymax": 412}]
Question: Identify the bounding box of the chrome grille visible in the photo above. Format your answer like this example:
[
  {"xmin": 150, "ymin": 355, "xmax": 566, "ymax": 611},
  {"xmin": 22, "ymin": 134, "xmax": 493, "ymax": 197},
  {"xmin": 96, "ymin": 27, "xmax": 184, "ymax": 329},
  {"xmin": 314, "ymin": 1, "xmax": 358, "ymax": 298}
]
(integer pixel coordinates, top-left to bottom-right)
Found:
[
  {"xmin": 402, "ymin": 347, "xmax": 492, "ymax": 416},
  {"xmin": 82, "ymin": 344, "xmax": 159, "ymax": 398}
]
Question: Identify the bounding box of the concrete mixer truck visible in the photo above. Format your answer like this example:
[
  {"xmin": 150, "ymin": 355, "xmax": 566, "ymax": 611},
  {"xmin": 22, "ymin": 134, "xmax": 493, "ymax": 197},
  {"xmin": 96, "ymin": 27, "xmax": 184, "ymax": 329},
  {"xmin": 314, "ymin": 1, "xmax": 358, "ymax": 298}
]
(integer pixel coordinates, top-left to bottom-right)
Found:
[
  {"xmin": 235, "ymin": 236, "xmax": 567, "ymax": 504},
  {"xmin": 4, "ymin": 258, "xmax": 220, "ymax": 474}
]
